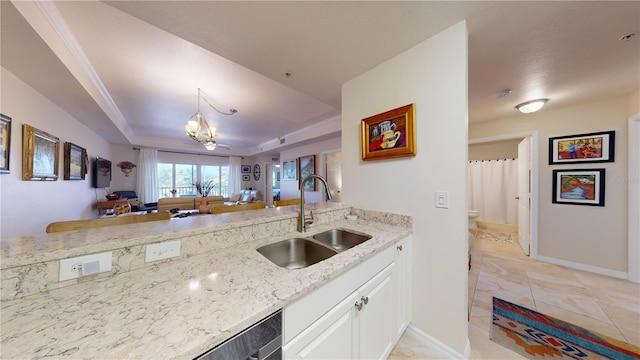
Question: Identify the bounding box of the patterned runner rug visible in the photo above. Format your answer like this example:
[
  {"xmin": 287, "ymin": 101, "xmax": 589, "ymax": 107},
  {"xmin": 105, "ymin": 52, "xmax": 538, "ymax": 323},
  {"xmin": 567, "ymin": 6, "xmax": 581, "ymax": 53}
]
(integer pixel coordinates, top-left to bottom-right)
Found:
[
  {"xmin": 476, "ymin": 230, "xmax": 514, "ymax": 244},
  {"xmin": 491, "ymin": 297, "xmax": 640, "ymax": 359}
]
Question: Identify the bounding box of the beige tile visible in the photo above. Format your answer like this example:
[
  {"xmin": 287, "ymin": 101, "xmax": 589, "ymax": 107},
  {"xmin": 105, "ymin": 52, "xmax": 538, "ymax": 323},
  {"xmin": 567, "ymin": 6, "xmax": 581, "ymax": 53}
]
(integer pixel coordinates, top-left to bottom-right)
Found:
[
  {"xmin": 529, "ymin": 278, "xmax": 611, "ymax": 323},
  {"xmin": 535, "ymin": 301, "xmax": 628, "ymax": 343},
  {"xmin": 388, "ymin": 329, "xmax": 450, "ymax": 359},
  {"xmin": 469, "ymin": 321, "xmax": 527, "ymax": 360},
  {"xmin": 393, "ymin": 234, "xmax": 640, "ymax": 360},
  {"xmin": 618, "ymin": 324, "xmax": 640, "ymax": 348}
]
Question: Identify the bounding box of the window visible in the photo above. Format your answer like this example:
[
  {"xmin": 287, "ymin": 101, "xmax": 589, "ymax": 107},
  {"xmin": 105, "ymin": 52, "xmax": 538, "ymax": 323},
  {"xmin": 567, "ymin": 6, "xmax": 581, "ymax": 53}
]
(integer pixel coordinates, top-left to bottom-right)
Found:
[{"xmin": 158, "ymin": 163, "xmax": 229, "ymax": 198}]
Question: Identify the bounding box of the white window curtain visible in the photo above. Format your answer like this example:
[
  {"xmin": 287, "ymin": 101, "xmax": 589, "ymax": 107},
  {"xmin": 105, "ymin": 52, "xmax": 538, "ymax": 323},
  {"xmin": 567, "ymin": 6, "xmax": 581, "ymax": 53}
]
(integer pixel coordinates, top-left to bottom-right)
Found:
[
  {"xmin": 468, "ymin": 159, "xmax": 518, "ymax": 225},
  {"xmin": 228, "ymin": 156, "xmax": 242, "ymax": 196},
  {"xmin": 136, "ymin": 149, "xmax": 159, "ymax": 203}
]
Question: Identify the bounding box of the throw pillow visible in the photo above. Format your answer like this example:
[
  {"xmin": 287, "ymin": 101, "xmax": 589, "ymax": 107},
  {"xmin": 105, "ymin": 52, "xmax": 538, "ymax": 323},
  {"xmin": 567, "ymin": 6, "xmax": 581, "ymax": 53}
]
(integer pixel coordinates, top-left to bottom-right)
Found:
[{"xmin": 229, "ymin": 193, "xmax": 241, "ymax": 202}]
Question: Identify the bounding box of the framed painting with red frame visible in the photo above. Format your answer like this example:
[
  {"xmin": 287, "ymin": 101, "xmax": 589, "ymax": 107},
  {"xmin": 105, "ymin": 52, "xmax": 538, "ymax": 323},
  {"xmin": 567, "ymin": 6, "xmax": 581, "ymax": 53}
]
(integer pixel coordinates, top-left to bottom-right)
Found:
[{"xmin": 361, "ymin": 104, "xmax": 416, "ymax": 161}]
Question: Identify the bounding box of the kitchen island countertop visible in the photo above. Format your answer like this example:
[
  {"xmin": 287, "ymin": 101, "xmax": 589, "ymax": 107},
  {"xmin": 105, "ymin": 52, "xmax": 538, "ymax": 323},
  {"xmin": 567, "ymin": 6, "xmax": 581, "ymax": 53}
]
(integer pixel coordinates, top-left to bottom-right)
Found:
[{"xmin": 0, "ymin": 204, "xmax": 411, "ymax": 359}]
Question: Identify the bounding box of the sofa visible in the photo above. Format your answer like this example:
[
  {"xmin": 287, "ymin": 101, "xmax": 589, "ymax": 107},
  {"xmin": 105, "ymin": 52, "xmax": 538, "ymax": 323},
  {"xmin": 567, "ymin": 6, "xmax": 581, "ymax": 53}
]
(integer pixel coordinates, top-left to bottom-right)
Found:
[
  {"xmin": 224, "ymin": 190, "xmax": 262, "ymax": 205},
  {"xmin": 157, "ymin": 196, "xmax": 226, "ymax": 213},
  {"xmin": 112, "ymin": 190, "xmax": 158, "ymax": 213}
]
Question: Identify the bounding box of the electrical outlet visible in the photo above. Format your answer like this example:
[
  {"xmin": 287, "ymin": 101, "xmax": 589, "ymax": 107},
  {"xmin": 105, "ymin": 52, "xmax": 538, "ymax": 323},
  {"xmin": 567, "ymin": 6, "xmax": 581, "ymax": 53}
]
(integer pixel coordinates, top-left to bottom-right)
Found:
[
  {"xmin": 145, "ymin": 240, "xmax": 181, "ymax": 263},
  {"xmin": 59, "ymin": 252, "xmax": 112, "ymax": 281}
]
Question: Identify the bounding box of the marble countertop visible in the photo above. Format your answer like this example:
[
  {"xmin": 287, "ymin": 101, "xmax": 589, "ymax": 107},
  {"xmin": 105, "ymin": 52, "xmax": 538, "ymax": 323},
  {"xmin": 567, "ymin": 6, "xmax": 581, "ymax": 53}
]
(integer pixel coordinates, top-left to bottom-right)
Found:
[{"xmin": 0, "ymin": 207, "xmax": 411, "ymax": 359}]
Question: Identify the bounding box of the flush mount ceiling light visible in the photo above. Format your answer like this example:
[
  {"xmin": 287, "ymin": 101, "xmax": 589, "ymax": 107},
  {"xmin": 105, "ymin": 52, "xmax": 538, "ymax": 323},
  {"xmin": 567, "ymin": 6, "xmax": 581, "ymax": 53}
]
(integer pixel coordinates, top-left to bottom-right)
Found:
[
  {"xmin": 185, "ymin": 88, "xmax": 237, "ymax": 150},
  {"xmin": 516, "ymin": 98, "xmax": 548, "ymax": 114}
]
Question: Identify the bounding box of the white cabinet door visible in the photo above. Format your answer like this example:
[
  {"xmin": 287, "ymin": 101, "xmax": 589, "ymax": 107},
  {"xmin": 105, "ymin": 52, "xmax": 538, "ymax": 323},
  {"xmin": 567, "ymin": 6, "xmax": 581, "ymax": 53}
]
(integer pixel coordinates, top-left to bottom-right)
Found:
[
  {"xmin": 358, "ymin": 263, "xmax": 395, "ymax": 360},
  {"xmin": 283, "ymin": 291, "xmax": 359, "ymax": 359},
  {"xmin": 393, "ymin": 236, "xmax": 412, "ymax": 342}
]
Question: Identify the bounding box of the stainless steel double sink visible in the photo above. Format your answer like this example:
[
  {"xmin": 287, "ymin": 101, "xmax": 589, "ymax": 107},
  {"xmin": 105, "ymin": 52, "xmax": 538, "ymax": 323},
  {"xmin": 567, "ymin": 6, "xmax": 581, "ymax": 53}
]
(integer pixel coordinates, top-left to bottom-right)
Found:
[{"xmin": 257, "ymin": 229, "xmax": 372, "ymax": 270}]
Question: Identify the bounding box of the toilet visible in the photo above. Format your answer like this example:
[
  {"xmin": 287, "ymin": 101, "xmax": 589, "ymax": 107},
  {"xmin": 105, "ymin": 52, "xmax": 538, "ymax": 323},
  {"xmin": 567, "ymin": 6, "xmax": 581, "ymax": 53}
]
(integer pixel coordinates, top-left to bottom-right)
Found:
[
  {"xmin": 468, "ymin": 210, "xmax": 480, "ymax": 270},
  {"xmin": 468, "ymin": 210, "xmax": 479, "ymax": 236}
]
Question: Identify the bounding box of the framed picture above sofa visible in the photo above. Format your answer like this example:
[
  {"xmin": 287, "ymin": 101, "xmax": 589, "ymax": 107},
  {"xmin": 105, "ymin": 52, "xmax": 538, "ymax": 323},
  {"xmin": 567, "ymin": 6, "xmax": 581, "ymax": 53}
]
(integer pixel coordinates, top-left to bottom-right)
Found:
[{"xmin": 241, "ymin": 165, "xmax": 251, "ymax": 173}]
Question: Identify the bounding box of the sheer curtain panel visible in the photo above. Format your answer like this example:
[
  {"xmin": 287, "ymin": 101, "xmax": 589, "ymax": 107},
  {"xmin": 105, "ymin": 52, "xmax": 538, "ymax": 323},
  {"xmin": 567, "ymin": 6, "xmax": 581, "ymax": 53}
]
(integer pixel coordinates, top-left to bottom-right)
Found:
[
  {"xmin": 137, "ymin": 149, "xmax": 159, "ymax": 203},
  {"xmin": 228, "ymin": 156, "xmax": 242, "ymax": 196}
]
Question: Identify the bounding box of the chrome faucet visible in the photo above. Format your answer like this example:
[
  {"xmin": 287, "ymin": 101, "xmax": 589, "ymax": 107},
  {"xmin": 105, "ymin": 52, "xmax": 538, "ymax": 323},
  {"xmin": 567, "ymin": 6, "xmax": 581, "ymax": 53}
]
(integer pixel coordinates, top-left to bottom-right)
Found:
[{"xmin": 298, "ymin": 174, "xmax": 333, "ymax": 232}]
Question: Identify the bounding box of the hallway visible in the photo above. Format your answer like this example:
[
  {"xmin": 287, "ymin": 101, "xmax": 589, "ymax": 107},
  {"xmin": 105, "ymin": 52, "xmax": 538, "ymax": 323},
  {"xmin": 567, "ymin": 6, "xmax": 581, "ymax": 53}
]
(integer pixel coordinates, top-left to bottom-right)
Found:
[{"xmin": 389, "ymin": 230, "xmax": 640, "ymax": 359}]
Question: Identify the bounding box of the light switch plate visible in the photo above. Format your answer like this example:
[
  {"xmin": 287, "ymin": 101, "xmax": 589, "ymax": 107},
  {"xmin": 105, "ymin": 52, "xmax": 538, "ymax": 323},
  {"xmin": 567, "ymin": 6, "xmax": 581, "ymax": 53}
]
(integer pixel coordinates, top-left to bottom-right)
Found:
[
  {"xmin": 435, "ymin": 191, "xmax": 449, "ymax": 209},
  {"xmin": 145, "ymin": 240, "xmax": 181, "ymax": 263}
]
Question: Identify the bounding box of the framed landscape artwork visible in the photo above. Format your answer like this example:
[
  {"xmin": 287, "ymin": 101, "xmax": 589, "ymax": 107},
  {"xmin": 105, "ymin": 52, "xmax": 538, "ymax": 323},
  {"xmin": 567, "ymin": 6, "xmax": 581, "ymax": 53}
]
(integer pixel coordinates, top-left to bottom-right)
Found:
[
  {"xmin": 549, "ymin": 131, "xmax": 615, "ymax": 165},
  {"xmin": 241, "ymin": 165, "xmax": 251, "ymax": 173},
  {"xmin": 64, "ymin": 142, "xmax": 87, "ymax": 180},
  {"xmin": 22, "ymin": 124, "xmax": 60, "ymax": 181},
  {"xmin": 361, "ymin": 103, "xmax": 416, "ymax": 161},
  {"xmin": 552, "ymin": 168, "xmax": 605, "ymax": 206},
  {"xmin": 0, "ymin": 113, "xmax": 11, "ymax": 174},
  {"xmin": 298, "ymin": 155, "xmax": 315, "ymax": 191},
  {"xmin": 282, "ymin": 159, "xmax": 297, "ymax": 180}
]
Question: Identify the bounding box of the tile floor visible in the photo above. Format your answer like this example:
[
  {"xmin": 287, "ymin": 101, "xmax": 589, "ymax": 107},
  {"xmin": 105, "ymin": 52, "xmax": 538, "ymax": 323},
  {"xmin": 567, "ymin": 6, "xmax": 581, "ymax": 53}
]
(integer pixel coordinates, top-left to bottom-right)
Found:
[{"xmin": 389, "ymin": 230, "xmax": 640, "ymax": 359}]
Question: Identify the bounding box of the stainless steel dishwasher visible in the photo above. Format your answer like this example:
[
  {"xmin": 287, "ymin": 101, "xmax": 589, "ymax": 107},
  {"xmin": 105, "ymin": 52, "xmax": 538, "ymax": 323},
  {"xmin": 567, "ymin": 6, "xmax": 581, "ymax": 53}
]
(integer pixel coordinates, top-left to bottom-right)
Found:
[{"xmin": 194, "ymin": 309, "xmax": 282, "ymax": 360}]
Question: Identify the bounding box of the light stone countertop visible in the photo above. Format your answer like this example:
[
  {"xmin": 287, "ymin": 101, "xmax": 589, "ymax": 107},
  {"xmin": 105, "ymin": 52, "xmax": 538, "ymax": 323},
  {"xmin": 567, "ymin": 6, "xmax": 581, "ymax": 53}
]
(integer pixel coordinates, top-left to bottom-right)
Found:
[{"xmin": 0, "ymin": 204, "xmax": 412, "ymax": 359}]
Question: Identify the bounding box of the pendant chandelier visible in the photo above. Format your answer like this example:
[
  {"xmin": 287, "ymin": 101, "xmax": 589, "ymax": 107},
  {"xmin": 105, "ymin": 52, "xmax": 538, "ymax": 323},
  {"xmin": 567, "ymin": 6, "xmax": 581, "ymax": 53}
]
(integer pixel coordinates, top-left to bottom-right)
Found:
[{"xmin": 185, "ymin": 88, "xmax": 237, "ymax": 150}]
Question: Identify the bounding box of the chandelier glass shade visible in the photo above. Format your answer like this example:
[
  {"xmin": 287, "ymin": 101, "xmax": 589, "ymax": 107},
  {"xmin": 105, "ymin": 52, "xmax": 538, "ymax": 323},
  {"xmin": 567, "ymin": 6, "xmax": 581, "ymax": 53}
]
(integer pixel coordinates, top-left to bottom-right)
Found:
[{"xmin": 185, "ymin": 88, "xmax": 236, "ymax": 150}]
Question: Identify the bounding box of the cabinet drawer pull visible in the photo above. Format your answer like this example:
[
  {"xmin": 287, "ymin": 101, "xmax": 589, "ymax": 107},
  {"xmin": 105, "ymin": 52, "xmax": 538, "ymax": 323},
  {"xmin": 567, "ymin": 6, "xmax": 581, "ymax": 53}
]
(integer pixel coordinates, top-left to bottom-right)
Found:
[
  {"xmin": 361, "ymin": 296, "xmax": 369, "ymax": 305},
  {"xmin": 397, "ymin": 245, "xmax": 403, "ymax": 251},
  {"xmin": 355, "ymin": 301, "xmax": 363, "ymax": 311}
]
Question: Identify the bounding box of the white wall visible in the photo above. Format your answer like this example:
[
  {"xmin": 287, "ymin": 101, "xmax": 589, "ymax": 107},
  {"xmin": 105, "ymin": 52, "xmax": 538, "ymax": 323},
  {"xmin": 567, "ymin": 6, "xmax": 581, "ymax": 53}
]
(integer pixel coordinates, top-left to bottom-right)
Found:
[
  {"xmin": 470, "ymin": 95, "xmax": 633, "ymax": 273},
  {"xmin": 279, "ymin": 136, "xmax": 341, "ymax": 203},
  {"xmin": 0, "ymin": 68, "xmax": 113, "ymax": 239},
  {"xmin": 468, "ymin": 139, "xmax": 521, "ymax": 160},
  {"xmin": 342, "ymin": 21, "xmax": 469, "ymax": 355}
]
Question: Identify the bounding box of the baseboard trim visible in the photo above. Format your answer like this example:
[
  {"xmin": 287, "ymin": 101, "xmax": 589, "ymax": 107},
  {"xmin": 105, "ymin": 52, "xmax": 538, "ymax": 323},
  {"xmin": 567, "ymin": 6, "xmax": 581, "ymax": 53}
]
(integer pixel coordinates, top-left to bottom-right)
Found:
[
  {"xmin": 537, "ymin": 255, "xmax": 628, "ymax": 279},
  {"xmin": 405, "ymin": 325, "xmax": 468, "ymax": 359}
]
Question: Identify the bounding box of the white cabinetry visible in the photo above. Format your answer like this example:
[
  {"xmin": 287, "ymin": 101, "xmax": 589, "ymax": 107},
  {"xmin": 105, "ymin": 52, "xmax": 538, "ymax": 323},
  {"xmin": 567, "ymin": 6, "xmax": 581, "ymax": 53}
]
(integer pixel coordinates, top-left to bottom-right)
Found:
[
  {"xmin": 283, "ymin": 235, "xmax": 412, "ymax": 360},
  {"xmin": 393, "ymin": 235, "xmax": 412, "ymax": 343},
  {"xmin": 284, "ymin": 264, "xmax": 394, "ymax": 360}
]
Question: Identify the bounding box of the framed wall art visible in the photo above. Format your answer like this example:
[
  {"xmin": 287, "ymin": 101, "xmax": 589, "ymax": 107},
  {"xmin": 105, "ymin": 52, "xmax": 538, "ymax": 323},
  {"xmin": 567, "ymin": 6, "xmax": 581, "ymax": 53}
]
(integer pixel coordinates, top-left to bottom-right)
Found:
[
  {"xmin": 282, "ymin": 159, "xmax": 297, "ymax": 180},
  {"xmin": 549, "ymin": 130, "xmax": 615, "ymax": 164},
  {"xmin": 552, "ymin": 168, "xmax": 605, "ymax": 206},
  {"xmin": 242, "ymin": 174, "xmax": 250, "ymax": 181},
  {"xmin": 22, "ymin": 124, "xmax": 60, "ymax": 181},
  {"xmin": 64, "ymin": 142, "xmax": 87, "ymax": 180},
  {"xmin": 361, "ymin": 103, "xmax": 416, "ymax": 161},
  {"xmin": 0, "ymin": 113, "xmax": 11, "ymax": 174},
  {"xmin": 298, "ymin": 154, "xmax": 315, "ymax": 191},
  {"xmin": 241, "ymin": 165, "xmax": 251, "ymax": 173}
]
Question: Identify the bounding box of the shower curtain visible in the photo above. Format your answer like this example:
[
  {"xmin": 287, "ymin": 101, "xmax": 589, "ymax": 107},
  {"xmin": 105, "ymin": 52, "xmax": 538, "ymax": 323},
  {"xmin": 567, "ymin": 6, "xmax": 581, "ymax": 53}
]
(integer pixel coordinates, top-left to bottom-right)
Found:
[{"xmin": 468, "ymin": 159, "xmax": 518, "ymax": 225}]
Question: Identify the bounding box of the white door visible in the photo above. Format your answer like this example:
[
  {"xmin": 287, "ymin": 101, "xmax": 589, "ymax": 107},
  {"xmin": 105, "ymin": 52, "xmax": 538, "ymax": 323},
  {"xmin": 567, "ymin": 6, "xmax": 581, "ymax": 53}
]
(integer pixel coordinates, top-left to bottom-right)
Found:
[
  {"xmin": 358, "ymin": 264, "xmax": 394, "ymax": 360},
  {"xmin": 283, "ymin": 292, "xmax": 358, "ymax": 359},
  {"xmin": 517, "ymin": 138, "xmax": 531, "ymax": 255}
]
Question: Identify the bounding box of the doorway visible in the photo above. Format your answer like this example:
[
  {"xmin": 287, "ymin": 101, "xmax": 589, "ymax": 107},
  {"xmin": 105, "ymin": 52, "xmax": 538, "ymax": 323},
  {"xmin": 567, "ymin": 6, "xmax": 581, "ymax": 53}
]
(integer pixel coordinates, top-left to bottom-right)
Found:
[
  {"xmin": 469, "ymin": 131, "xmax": 539, "ymax": 259},
  {"xmin": 629, "ymin": 113, "xmax": 640, "ymax": 283},
  {"xmin": 264, "ymin": 163, "xmax": 280, "ymax": 208},
  {"xmin": 323, "ymin": 151, "xmax": 342, "ymax": 202}
]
